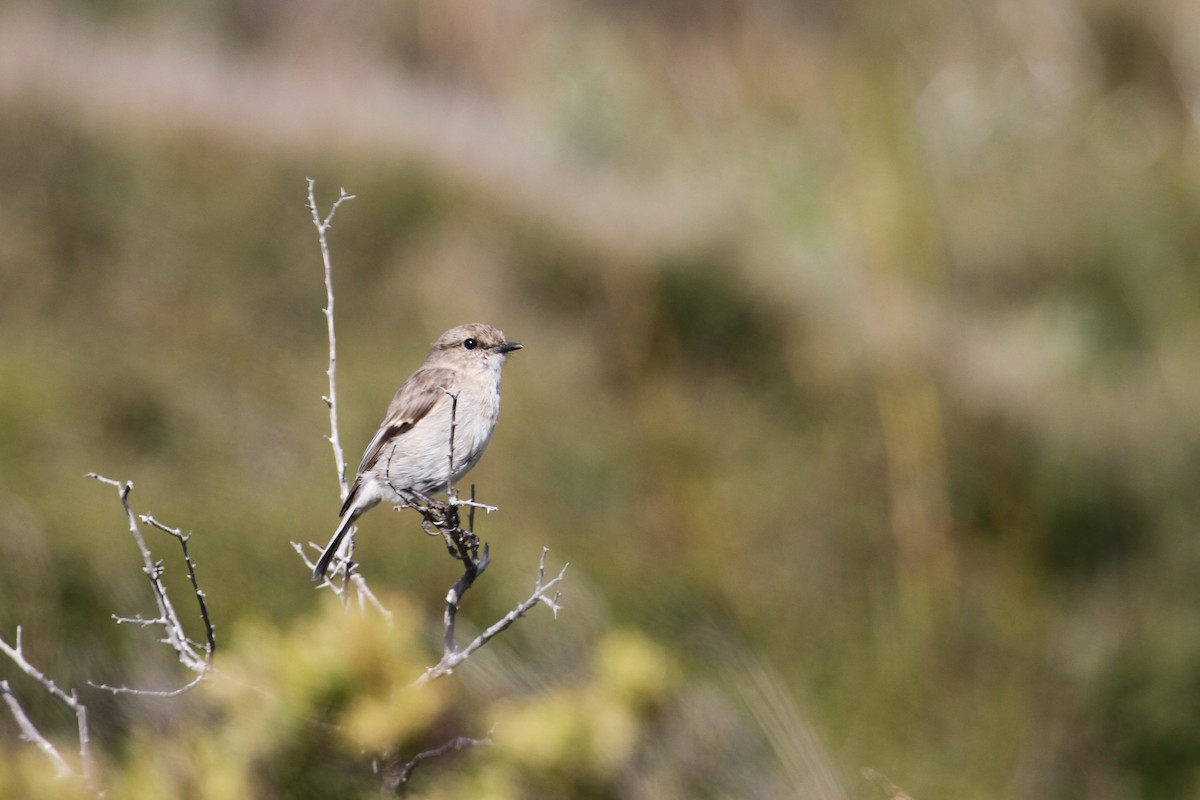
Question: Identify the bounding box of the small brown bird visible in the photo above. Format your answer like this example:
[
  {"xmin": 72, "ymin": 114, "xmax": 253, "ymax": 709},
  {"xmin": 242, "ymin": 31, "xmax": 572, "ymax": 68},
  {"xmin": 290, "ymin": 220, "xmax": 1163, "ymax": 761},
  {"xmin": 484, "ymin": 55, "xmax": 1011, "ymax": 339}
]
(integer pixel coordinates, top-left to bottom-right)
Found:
[{"xmin": 313, "ymin": 323, "xmax": 522, "ymax": 580}]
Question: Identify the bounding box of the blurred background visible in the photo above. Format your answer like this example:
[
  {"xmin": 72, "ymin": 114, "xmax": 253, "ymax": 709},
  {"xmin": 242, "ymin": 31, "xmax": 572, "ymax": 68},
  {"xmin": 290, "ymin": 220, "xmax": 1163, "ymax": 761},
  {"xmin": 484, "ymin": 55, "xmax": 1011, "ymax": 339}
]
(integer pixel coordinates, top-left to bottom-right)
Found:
[{"xmin": 1, "ymin": 0, "xmax": 1199, "ymax": 797}]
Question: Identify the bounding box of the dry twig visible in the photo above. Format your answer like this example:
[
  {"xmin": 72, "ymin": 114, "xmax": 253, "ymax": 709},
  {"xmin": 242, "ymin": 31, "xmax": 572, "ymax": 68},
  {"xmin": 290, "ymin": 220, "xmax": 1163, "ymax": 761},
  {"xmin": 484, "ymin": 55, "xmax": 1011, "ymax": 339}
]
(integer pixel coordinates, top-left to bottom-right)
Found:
[
  {"xmin": 84, "ymin": 474, "xmax": 215, "ymax": 695},
  {"xmin": 296, "ymin": 179, "xmax": 390, "ymax": 609},
  {"xmin": 306, "ymin": 177, "xmax": 355, "ymax": 497},
  {"xmin": 379, "ymin": 730, "xmax": 494, "ymax": 796},
  {"xmin": 0, "ymin": 627, "xmax": 94, "ymax": 784},
  {"xmin": 418, "ymin": 547, "xmax": 568, "ymax": 685},
  {"xmin": 1, "ymin": 474, "xmax": 213, "ymax": 786},
  {"xmin": 292, "ymin": 541, "xmax": 393, "ymax": 620}
]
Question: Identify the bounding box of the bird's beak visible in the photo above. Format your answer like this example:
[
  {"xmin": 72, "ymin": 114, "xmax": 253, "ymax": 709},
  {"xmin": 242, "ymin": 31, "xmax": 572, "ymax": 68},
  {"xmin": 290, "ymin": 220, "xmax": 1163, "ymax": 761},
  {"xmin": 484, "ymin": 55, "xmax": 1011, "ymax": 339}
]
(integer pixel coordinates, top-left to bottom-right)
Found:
[{"xmin": 498, "ymin": 341, "xmax": 523, "ymax": 353}]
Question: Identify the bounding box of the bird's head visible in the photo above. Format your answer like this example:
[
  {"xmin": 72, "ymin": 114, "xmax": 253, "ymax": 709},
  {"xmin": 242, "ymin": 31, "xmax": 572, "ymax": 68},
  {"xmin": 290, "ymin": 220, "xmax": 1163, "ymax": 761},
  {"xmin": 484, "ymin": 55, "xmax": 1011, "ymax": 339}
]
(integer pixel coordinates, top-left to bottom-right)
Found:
[{"xmin": 427, "ymin": 323, "xmax": 522, "ymax": 374}]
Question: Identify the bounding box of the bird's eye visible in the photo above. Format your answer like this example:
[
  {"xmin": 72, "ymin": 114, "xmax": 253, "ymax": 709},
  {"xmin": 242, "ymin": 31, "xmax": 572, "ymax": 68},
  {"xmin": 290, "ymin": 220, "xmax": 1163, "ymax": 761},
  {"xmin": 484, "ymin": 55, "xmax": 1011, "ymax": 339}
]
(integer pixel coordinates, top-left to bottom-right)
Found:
[{"xmin": 463, "ymin": 338, "xmax": 478, "ymax": 350}]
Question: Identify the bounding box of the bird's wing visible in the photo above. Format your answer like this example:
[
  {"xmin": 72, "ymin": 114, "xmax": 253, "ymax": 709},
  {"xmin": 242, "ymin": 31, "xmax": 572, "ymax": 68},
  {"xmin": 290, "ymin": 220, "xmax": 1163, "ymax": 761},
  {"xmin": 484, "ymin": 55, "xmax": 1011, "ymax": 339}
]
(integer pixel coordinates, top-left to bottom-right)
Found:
[{"xmin": 353, "ymin": 367, "xmax": 457, "ymax": 478}]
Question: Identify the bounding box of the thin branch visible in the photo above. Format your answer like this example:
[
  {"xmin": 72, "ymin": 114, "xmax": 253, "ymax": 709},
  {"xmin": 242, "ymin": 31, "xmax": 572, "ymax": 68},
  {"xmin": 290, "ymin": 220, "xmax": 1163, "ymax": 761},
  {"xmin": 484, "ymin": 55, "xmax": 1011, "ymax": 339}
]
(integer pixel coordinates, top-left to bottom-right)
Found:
[
  {"xmin": 442, "ymin": 541, "xmax": 490, "ymax": 656},
  {"xmin": 417, "ymin": 548, "xmax": 568, "ymax": 685},
  {"xmin": 0, "ymin": 628, "xmax": 93, "ymax": 783},
  {"xmin": 85, "ymin": 474, "xmax": 151, "ymax": 560},
  {"xmin": 85, "ymin": 473, "xmax": 214, "ymax": 694},
  {"xmin": 381, "ymin": 730, "xmax": 494, "ymax": 796},
  {"xmin": 88, "ymin": 673, "xmax": 207, "ymax": 699},
  {"xmin": 291, "ymin": 541, "xmax": 393, "ymax": 621},
  {"xmin": 0, "ymin": 680, "xmax": 70, "ymax": 776},
  {"xmin": 438, "ymin": 392, "xmax": 495, "ymax": 513},
  {"xmin": 444, "ymin": 389, "xmax": 459, "ymax": 500},
  {"xmin": 306, "ymin": 177, "xmax": 355, "ymax": 500},
  {"xmin": 142, "ymin": 514, "xmax": 216, "ymax": 664},
  {"xmin": 302, "ymin": 179, "xmax": 388, "ymax": 611},
  {"xmin": 438, "ymin": 485, "xmax": 487, "ymax": 656}
]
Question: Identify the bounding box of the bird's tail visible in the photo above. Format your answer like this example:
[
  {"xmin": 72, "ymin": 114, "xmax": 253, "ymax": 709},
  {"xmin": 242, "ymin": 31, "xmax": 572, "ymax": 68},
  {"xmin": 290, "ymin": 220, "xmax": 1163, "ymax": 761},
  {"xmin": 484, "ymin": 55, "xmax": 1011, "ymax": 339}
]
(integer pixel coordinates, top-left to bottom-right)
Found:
[{"xmin": 312, "ymin": 509, "xmax": 360, "ymax": 581}]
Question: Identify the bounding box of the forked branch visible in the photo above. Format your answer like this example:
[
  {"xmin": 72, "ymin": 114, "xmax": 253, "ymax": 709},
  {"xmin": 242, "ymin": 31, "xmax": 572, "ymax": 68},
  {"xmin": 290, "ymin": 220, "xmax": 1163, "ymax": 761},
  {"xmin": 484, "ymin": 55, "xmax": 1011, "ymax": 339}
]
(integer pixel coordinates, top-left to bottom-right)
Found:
[
  {"xmin": 299, "ymin": 179, "xmax": 383, "ymax": 606},
  {"xmin": 292, "ymin": 541, "xmax": 393, "ymax": 620},
  {"xmin": 418, "ymin": 547, "xmax": 568, "ymax": 685},
  {"xmin": 306, "ymin": 177, "xmax": 356, "ymax": 499},
  {"xmin": 85, "ymin": 473, "xmax": 215, "ymax": 695},
  {"xmin": 0, "ymin": 627, "xmax": 94, "ymax": 785}
]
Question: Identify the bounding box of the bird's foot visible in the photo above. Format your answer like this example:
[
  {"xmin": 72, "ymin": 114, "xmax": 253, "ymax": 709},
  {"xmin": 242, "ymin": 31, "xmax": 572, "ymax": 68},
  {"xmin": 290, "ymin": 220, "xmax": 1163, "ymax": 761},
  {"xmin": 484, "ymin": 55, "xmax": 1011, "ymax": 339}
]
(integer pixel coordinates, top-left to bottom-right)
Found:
[{"xmin": 447, "ymin": 495, "xmax": 499, "ymax": 513}]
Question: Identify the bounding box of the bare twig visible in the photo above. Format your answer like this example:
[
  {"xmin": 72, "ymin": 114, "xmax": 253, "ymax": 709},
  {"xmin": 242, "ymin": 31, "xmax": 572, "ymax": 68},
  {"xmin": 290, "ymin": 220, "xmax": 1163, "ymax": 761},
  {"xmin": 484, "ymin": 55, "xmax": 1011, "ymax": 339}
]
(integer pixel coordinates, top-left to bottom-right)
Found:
[
  {"xmin": 394, "ymin": 461, "xmax": 568, "ymax": 684},
  {"xmin": 84, "ymin": 474, "xmax": 214, "ymax": 694},
  {"xmin": 417, "ymin": 548, "xmax": 568, "ymax": 685},
  {"xmin": 2, "ymin": 475, "xmax": 214, "ymax": 783},
  {"xmin": 306, "ymin": 177, "xmax": 356, "ymax": 499},
  {"xmin": 0, "ymin": 628, "xmax": 93, "ymax": 783},
  {"xmin": 0, "ymin": 680, "xmax": 70, "ymax": 776},
  {"xmin": 302, "ymin": 179, "xmax": 389, "ymax": 609},
  {"xmin": 142, "ymin": 514, "xmax": 216, "ymax": 665},
  {"xmin": 444, "ymin": 389, "xmax": 459, "ymax": 500},
  {"xmin": 439, "ymin": 392, "xmax": 494, "ymax": 513},
  {"xmin": 380, "ymin": 730, "xmax": 494, "ymax": 796},
  {"xmin": 89, "ymin": 673, "xmax": 209, "ymax": 699},
  {"xmin": 291, "ymin": 541, "xmax": 393, "ymax": 621}
]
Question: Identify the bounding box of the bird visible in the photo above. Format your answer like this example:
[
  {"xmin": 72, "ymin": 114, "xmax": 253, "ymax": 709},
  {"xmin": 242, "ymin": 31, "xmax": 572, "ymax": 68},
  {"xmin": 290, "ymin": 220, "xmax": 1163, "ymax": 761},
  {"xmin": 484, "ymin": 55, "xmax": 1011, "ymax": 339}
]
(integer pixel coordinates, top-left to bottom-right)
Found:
[{"xmin": 312, "ymin": 323, "xmax": 522, "ymax": 580}]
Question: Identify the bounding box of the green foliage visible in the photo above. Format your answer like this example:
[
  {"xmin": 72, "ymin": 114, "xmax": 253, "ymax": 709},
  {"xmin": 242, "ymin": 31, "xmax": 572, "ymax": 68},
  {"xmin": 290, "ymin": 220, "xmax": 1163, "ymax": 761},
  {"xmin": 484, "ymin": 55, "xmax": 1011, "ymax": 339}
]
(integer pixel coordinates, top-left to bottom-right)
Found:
[
  {"xmin": 0, "ymin": 604, "xmax": 693, "ymax": 799},
  {"xmin": 98, "ymin": 597, "xmax": 445, "ymax": 799}
]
